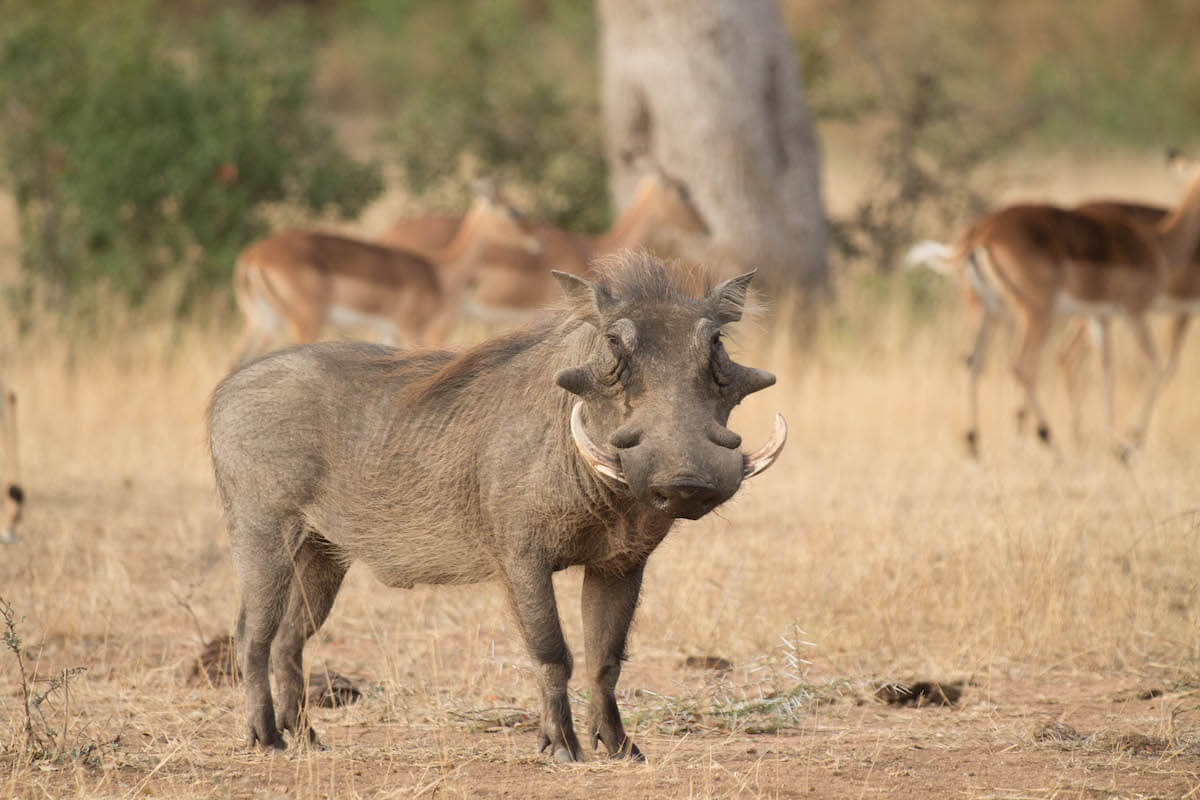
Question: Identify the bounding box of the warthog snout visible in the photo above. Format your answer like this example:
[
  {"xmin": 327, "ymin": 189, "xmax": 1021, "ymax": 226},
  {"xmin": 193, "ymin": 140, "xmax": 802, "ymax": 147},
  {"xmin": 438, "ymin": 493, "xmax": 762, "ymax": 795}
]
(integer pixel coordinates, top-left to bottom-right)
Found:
[
  {"xmin": 647, "ymin": 478, "xmax": 724, "ymax": 520},
  {"xmin": 555, "ymin": 265, "xmax": 786, "ymax": 521}
]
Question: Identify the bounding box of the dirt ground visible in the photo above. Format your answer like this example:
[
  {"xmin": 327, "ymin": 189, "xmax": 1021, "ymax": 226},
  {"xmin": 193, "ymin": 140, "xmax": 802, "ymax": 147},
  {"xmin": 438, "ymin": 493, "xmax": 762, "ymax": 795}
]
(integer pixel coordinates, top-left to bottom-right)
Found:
[{"xmin": 7, "ymin": 644, "xmax": 1200, "ymax": 798}]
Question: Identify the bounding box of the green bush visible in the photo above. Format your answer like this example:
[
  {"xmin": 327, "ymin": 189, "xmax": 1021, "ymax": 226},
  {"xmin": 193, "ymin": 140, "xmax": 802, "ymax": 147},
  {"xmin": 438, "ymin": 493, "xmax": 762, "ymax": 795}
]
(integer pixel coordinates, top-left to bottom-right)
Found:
[
  {"xmin": 341, "ymin": 0, "xmax": 610, "ymax": 233},
  {"xmin": 0, "ymin": 0, "xmax": 383, "ymax": 310},
  {"xmin": 1023, "ymin": 3, "xmax": 1200, "ymax": 149}
]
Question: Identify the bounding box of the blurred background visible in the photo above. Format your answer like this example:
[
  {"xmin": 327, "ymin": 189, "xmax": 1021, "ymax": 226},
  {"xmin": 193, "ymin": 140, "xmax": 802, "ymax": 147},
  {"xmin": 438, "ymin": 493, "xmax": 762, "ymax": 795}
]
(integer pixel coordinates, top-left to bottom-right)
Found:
[{"xmin": 3, "ymin": 0, "xmax": 1198, "ymax": 324}]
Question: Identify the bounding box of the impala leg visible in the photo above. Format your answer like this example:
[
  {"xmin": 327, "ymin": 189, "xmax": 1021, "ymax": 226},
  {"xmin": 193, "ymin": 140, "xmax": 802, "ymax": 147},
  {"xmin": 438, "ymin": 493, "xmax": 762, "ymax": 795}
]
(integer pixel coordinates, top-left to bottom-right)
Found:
[
  {"xmin": 1, "ymin": 389, "xmax": 22, "ymax": 545},
  {"xmin": 421, "ymin": 306, "xmax": 458, "ymax": 348},
  {"xmin": 270, "ymin": 536, "xmax": 348, "ymax": 748},
  {"xmin": 581, "ymin": 564, "xmax": 645, "ymax": 761},
  {"xmin": 964, "ymin": 310, "xmax": 996, "ymax": 457},
  {"xmin": 1122, "ymin": 315, "xmax": 1166, "ymax": 458},
  {"xmin": 235, "ymin": 325, "xmax": 275, "ymax": 367},
  {"xmin": 1056, "ymin": 317, "xmax": 1090, "ymax": 445},
  {"xmin": 285, "ymin": 305, "xmax": 324, "ymax": 346},
  {"xmin": 1012, "ymin": 309, "xmax": 1055, "ymax": 449},
  {"xmin": 1095, "ymin": 317, "xmax": 1115, "ymax": 441},
  {"xmin": 502, "ymin": 564, "xmax": 582, "ymax": 763},
  {"xmin": 1162, "ymin": 312, "xmax": 1192, "ymax": 384}
]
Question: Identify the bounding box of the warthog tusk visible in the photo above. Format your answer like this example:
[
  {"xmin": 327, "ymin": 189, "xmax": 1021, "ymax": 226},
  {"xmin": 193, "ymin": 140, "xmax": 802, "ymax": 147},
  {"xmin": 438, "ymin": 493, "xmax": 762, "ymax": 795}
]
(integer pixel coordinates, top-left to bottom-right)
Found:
[
  {"xmin": 569, "ymin": 402, "xmax": 628, "ymax": 484},
  {"xmin": 743, "ymin": 414, "xmax": 787, "ymax": 479}
]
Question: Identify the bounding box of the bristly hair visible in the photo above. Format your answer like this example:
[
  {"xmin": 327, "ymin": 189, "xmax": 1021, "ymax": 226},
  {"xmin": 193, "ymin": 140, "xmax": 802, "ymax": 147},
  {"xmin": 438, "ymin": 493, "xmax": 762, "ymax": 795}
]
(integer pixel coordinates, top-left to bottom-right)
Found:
[
  {"xmin": 585, "ymin": 249, "xmax": 715, "ymax": 307},
  {"xmin": 412, "ymin": 251, "xmax": 722, "ymax": 408}
]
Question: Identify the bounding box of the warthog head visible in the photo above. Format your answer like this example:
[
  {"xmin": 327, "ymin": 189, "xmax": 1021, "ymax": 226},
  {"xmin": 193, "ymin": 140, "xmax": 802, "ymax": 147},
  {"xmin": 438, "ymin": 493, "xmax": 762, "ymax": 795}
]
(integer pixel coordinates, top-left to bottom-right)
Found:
[{"xmin": 554, "ymin": 258, "xmax": 785, "ymax": 519}]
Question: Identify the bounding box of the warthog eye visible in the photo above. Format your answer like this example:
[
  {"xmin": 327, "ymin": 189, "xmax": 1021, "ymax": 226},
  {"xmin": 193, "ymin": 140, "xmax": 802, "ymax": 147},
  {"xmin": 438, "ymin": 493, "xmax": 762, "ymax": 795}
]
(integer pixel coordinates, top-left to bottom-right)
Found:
[{"xmin": 600, "ymin": 339, "xmax": 629, "ymax": 388}]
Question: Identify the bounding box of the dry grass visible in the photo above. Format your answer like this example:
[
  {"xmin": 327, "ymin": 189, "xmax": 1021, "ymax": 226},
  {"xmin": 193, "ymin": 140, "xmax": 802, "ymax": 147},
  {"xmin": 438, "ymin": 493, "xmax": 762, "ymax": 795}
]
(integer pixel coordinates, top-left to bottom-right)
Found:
[
  {"xmin": 4, "ymin": 150, "xmax": 1200, "ymax": 796},
  {"xmin": 1, "ymin": 274, "xmax": 1199, "ymax": 797}
]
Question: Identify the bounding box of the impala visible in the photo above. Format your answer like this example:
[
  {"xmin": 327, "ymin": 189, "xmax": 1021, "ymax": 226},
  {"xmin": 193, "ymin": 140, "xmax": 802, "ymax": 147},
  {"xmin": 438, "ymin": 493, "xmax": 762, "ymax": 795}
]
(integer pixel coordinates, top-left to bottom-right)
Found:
[
  {"xmin": 233, "ymin": 190, "xmax": 541, "ymax": 364},
  {"xmin": 905, "ymin": 154, "xmax": 1200, "ymax": 457},
  {"xmin": 1, "ymin": 386, "xmax": 22, "ymax": 544},
  {"xmin": 379, "ymin": 168, "xmax": 710, "ymax": 315},
  {"xmin": 1054, "ymin": 200, "xmax": 1200, "ymax": 441}
]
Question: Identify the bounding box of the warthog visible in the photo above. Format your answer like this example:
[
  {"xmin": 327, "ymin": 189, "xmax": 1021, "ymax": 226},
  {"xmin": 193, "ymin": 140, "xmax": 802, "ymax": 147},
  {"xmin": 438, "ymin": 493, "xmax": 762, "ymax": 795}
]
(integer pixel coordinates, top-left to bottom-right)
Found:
[{"xmin": 208, "ymin": 251, "xmax": 786, "ymax": 761}]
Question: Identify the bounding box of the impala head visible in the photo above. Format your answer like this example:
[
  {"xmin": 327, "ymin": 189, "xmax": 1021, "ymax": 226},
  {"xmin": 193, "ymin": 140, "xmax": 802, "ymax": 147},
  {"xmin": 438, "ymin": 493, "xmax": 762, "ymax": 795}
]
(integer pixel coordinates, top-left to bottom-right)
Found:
[
  {"xmin": 555, "ymin": 254, "xmax": 784, "ymax": 520},
  {"xmin": 652, "ymin": 165, "xmax": 705, "ymax": 235},
  {"xmin": 632, "ymin": 168, "xmax": 710, "ymax": 237},
  {"xmin": 463, "ymin": 178, "xmax": 542, "ymax": 257},
  {"xmin": 1167, "ymin": 147, "xmax": 1193, "ymax": 168}
]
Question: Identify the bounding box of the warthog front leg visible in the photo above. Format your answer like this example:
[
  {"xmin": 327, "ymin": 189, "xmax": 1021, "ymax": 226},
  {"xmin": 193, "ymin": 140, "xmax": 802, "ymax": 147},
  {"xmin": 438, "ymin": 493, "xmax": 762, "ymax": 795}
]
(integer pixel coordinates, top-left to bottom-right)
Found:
[
  {"xmin": 502, "ymin": 565, "xmax": 583, "ymax": 763},
  {"xmin": 581, "ymin": 563, "xmax": 645, "ymax": 760}
]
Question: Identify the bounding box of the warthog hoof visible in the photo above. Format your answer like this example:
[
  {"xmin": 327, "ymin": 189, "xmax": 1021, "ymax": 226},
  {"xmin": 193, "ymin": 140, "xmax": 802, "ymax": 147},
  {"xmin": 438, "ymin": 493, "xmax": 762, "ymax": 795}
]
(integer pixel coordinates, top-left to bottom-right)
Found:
[
  {"xmin": 539, "ymin": 731, "xmax": 584, "ymax": 763},
  {"xmin": 299, "ymin": 735, "xmax": 328, "ymax": 752},
  {"xmin": 248, "ymin": 728, "xmax": 286, "ymax": 751},
  {"xmin": 591, "ymin": 730, "xmax": 645, "ymax": 761},
  {"xmin": 277, "ymin": 709, "xmax": 326, "ymax": 750}
]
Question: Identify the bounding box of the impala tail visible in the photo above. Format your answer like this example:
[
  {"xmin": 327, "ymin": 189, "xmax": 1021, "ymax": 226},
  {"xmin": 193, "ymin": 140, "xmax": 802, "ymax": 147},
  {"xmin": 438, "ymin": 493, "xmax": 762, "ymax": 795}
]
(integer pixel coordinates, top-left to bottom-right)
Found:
[
  {"xmin": 903, "ymin": 240, "xmax": 955, "ymax": 276},
  {"xmin": 232, "ymin": 256, "xmax": 289, "ymax": 366}
]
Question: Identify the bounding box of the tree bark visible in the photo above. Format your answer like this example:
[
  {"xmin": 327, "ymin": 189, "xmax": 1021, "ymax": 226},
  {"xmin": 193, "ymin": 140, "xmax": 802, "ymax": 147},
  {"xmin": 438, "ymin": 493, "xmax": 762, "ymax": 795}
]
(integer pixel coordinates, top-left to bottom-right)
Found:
[{"xmin": 598, "ymin": 0, "xmax": 828, "ymax": 288}]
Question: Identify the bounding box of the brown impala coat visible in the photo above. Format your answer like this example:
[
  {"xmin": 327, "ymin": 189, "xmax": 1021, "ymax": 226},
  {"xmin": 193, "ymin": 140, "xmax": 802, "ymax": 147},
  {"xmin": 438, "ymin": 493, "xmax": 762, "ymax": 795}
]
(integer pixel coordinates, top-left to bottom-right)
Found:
[
  {"xmin": 208, "ymin": 251, "xmax": 786, "ymax": 762},
  {"xmin": 379, "ymin": 170, "xmax": 709, "ymax": 313}
]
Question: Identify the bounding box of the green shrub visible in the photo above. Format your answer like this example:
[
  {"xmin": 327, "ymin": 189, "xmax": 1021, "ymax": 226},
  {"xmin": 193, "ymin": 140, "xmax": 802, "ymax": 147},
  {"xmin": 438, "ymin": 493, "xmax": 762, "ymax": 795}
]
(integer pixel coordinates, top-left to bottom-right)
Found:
[
  {"xmin": 341, "ymin": 0, "xmax": 610, "ymax": 233},
  {"xmin": 0, "ymin": 0, "xmax": 383, "ymax": 310}
]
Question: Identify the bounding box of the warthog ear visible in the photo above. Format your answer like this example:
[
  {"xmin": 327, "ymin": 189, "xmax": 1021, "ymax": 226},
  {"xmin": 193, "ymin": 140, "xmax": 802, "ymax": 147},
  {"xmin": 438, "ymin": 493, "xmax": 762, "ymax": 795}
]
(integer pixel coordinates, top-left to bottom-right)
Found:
[
  {"xmin": 552, "ymin": 270, "xmax": 612, "ymax": 325},
  {"xmin": 707, "ymin": 270, "xmax": 757, "ymax": 324}
]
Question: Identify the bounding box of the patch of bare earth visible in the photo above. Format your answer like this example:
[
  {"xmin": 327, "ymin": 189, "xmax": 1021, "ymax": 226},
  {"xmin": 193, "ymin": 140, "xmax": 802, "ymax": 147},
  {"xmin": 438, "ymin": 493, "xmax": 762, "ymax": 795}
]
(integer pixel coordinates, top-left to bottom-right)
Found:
[{"xmin": 5, "ymin": 652, "xmax": 1199, "ymax": 798}]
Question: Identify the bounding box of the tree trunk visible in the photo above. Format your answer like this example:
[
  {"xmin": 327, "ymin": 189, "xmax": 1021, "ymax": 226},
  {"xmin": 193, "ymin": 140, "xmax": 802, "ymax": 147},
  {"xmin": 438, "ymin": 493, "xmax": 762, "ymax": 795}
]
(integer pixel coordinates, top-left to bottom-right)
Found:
[{"xmin": 598, "ymin": 0, "xmax": 828, "ymax": 288}]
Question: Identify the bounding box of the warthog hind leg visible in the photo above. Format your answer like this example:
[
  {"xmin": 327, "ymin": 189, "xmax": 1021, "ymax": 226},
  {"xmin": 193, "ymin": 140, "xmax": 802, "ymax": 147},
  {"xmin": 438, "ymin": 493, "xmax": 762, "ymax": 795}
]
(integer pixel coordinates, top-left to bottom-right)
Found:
[
  {"xmin": 503, "ymin": 564, "xmax": 583, "ymax": 763},
  {"xmin": 581, "ymin": 564, "xmax": 645, "ymax": 760},
  {"xmin": 233, "ymin": 524, "xmax": 295, "ymax": 750},
  {"xmin": 270, "ymin": 535, "xmax": 348, "ymax": 748}
]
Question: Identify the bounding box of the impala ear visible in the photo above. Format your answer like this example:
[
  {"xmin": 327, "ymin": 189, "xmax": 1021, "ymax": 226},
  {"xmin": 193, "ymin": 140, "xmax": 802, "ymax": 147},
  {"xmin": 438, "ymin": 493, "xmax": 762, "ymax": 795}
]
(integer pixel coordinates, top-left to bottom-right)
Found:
[
  {"xmin": 707, "ymin": 270, "xmax": 756, "ymax": 324},
  {"xmin": 552, "ymin": 270, "xmax": 612, "ymax": 325}
]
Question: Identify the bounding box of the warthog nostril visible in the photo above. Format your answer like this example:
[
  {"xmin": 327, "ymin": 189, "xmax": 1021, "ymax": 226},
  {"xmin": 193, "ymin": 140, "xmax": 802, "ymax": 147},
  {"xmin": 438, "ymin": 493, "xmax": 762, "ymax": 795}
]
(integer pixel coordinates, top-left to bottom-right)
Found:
[
  {"xmin": 609, "ymin": 425, "xmax": 642, "ymax": 449},
  {"xmin": 648, "ymin": 480, "xmax": 724, "ymax": 519}
]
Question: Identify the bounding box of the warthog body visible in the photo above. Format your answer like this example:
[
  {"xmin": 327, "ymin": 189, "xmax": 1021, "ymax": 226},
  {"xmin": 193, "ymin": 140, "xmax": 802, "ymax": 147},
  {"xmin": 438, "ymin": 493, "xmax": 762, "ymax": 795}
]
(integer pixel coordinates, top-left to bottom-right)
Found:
[{"xmin": 208, "ymin": 252, "xmax": 785, "ymax": 761}]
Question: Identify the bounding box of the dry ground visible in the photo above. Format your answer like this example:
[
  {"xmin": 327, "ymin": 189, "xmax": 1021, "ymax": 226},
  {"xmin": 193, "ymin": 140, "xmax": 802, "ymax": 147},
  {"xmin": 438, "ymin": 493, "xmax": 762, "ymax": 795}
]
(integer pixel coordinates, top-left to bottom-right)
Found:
[{"xmin": 4, "ymin": 153, "xmax": 1200, "ymax": 798}]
